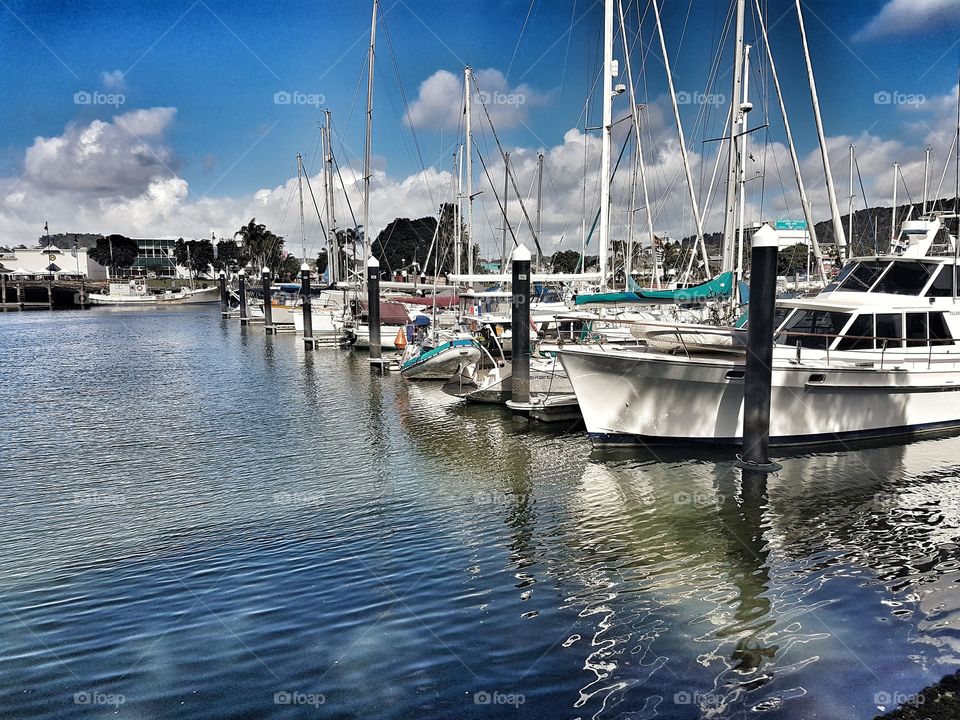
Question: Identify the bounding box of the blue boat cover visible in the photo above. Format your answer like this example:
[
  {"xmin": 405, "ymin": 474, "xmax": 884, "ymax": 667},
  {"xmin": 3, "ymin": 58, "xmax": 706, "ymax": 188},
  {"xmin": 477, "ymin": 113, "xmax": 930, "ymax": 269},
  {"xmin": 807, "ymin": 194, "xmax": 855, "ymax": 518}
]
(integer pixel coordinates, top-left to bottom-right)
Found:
[{"xmin": 575, "ymin": 271, "xmax": 734, "ymax": 305}]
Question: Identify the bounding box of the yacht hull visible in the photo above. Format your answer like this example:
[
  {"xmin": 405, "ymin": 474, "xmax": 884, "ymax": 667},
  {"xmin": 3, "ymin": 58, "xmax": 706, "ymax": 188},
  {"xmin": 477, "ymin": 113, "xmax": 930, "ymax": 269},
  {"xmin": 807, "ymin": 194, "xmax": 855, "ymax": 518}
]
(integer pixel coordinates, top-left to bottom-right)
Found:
[{"xmin": 559, "ymin": 346, "xmax": 960, "ymax": 446}]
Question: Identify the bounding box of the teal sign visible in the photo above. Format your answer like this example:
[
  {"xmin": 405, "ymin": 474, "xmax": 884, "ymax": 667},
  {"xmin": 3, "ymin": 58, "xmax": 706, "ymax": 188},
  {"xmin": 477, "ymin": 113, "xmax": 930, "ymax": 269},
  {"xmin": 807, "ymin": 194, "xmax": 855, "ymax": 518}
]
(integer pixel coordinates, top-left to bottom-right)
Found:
[{"xmin": 775, "ymin": 219, "xmax": 807, "ymax": 231}]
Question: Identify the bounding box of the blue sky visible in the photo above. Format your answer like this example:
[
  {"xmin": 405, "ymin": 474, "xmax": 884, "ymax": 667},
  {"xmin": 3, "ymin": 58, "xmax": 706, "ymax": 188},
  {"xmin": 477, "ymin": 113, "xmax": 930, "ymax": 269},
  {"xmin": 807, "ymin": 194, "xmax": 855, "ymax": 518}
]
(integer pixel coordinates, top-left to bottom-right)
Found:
[{"xmin": 1, "ymin": 0, "xmax": 959, "ymax": 253}]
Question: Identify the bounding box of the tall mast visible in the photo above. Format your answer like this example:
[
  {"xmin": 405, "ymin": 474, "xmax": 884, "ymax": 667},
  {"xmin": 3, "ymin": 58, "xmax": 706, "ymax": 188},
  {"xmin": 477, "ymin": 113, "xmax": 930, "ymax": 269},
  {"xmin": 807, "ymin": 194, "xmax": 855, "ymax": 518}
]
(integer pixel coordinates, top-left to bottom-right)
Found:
[
  {"xmin": 722, "ymin": 0, "xmax": 746, "ymax": 275},
  {"xmin": 323, "ymin": 113, "xmax": 336, "ymax": 284},
  {"xmin": 735, "ymin": 45, "xmax": 753, "ymax": 293},
  {"xmin": 297, "ymin": 153, "xmax": 306, "ymax": 262},
  {"xmin": 923, "ymin": 146, "xmax": 931, "ymax": 216},
  {"xmin": 598, "ymin": 0, "xmax": 615, "ymax": 289},
  {"xmin": 847, "ymin": 145, "xmax": 855, "ymax": 252},
  {"xmin": 626, "ymin": 128, "xmax": 638, "ymax": 288},
  {"xmin": 501, "ymin": 153, "xmax": 510, "ymax": 269},
  {"xmin": 362, "ymin": 0, "xmax": 378, "ymax": 269},
  {"xmin": 455, "ymin": 145, "xmax": 463, "ymax": 277},
  {"xmin": 652, "ymin": 0, "xmax": 711, "ymax": 277},
  {"xmin": 617, "ymin": 0, "xmax": 658, "ymax": 288},
  {"xmin": 464, "ymin": 67, "xmax": 474, "ymax": 285},
  {"xmin": 891, "ymin": 162, "xmax": 899, "ymax": 249},
  {"xmin": 796, "ymin": 0, "xmax": 847, "ymax": 259},
  {"xmin": 755, "ymin": 0, "xmax": 824, "ymax": 281},
  {"xmin": 536, "ymin": 151, "xmax": 544, "ymax": 271}
]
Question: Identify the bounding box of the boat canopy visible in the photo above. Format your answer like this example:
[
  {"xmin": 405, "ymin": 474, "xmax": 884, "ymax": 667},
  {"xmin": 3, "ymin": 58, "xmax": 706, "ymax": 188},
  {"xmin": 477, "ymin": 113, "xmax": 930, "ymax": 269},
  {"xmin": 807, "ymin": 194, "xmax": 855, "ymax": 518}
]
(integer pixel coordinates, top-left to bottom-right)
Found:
[{"xmin": 575, "ymin": 272, "xmax": 734, "ymax": 306}]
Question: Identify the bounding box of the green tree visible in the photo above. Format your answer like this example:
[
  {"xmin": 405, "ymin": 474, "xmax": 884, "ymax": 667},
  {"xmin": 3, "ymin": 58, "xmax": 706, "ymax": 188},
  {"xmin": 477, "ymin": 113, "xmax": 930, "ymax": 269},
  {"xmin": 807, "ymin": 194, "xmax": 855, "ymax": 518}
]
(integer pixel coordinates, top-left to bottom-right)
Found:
[
  {"xmin": 88, "ymin": 234, "xmax": 139, "ymax": 272},
  {"xmin": 777, "ymin": 243, "xmax": 811, "ymax": 276},
  {"xmin": 174, "ymin": 238, "xmax": 216, "ymax": 277},
  {"xmin": 315, "ymin": 249, "xmax": 328, "ymax": 276},
  {"xmin": 237, "ymin": 219, "xmax": 285, "ymax": 272},
  {"xmin": 550, "ymin": 250, "xmax": 582, "ymax": 274},
  {"xmin": 279, "ymin": 253, "xmax": 302, "ymax": 281},
  {"xmin": 212, "ymin": 240, "xmax": 247, "ymax": 271}
]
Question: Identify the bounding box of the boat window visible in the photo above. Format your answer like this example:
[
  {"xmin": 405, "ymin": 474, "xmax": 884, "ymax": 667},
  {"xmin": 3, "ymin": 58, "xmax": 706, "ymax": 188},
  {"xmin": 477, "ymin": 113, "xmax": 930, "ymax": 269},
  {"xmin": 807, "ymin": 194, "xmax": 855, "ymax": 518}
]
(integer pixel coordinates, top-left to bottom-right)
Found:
[
  {"xmin": 836, "ymin": 314, "xmax": 873, "ymax": 351},
  {"xmin": 823, "ymin": 262, "xmax": 857, "ymax": 292},
  {"xmin": 837, "ymin": 261, "xmax": 889, "ymax": 292},
  {"xmin": 905, "ymin": 313, "xmax": 929, "ymax": 347},
  {"xmin": 925, "ymin": 264, "xmax": 956, "ymax": 297},
  {"xmin": 874, "ymin": 313, "xmax": 903, "ymax": 349},
  {"xmin": 773, "ymin": 308, "xmax": 796, "ymax": 333},
  {"xmin": 929, "ymin": 312, "xmax": 954, "ymax": 346},
  {"xmin": 871, "ymin": 261, "xmax": 937, "ymax": 295},
  {"xmin": 777, "ymin": 309, "xmax": 851, "ymax": 350}
]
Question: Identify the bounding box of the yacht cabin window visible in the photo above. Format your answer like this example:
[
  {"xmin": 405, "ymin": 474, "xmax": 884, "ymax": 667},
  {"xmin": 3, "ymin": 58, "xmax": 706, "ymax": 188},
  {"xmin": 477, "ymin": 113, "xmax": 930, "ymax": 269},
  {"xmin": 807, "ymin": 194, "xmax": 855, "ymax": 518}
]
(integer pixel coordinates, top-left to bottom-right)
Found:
[
  {"xmin": 836, "ymin": 261, "xmax": 889, "ymax": 292},
  {"xmin": 925, "ymin": 264, "xmax": 959, "ymax": 297},
  {"xmin": 871, "ymin": 261, "xmax": 938, "ymax": 295}
]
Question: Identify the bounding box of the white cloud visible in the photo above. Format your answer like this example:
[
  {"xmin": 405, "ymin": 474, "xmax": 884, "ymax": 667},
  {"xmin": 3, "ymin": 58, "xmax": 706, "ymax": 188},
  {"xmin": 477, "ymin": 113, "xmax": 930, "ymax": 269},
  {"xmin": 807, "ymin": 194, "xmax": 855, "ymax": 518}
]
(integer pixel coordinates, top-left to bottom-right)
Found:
[
  {"xmin": 855, "ymin": 0, "xmax": 960, "ymax": 40},
  {"xmin": 405, "ymin": 67, "xmax": 550, "ymax": 132},
  {"xmin": 101, "ymin": 69, "xmax": 126, "ymax": 90}
]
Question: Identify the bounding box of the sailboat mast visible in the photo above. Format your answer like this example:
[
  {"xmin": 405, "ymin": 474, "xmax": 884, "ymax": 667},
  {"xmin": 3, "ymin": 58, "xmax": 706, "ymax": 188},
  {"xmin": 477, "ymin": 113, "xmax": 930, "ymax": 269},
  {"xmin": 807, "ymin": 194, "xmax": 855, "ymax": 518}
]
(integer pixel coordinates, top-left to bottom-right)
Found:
[
  {"xmin": 297, "ymin": 153, "xmax": 306, "ymax": 262},
  {"xmin": 501, "ymin": 153, "xmax": 510, "ymax": 270},
  {"xmin": 598, "ymin": 0, "xmax": 615, "ymax": 289},
  {"xmin": 464, "ymin": 67, "xmax": 474, "ymax": 286},
  {"xmin": 536, "ymin": 151, "xmax": 543, "ymax": 272},
  {"xmin": 892, "ymin": 162, "xmax": 899, "ymax": 249},
  {"xmin": 754, "ymin": 0, "xmax": 825, "ymax": 281},
  {"xmin": 923, "ymin": 147, "xmax": 931, "ymax": 216},
  {"xmin": 652, "ymin": 0, "xmax": 712, "ymax": 277},
  {"xmin": 455, "ymin": 145, "xmax": 463, "ymax": 277},
  {"xmin": 847, "ymin": 145, "xmax": 855, "ymax": 252},
  {"xmin": 362, "ymin": 0, "xmax": 378, "ymax": 270},
  {"xmin": 722, "ymin": 0, "xmax": 746, "ymax": 275},
  {"xmin": 735, "ymin": 45, "xmax": 752, "ymax": 293},
  {"xmin": 796, "ymin": 0, "xmax": 847, "ymax": 259},
  {"xmin": 322, "ymin": 114, "xmax": 336, "ymax": 284}
]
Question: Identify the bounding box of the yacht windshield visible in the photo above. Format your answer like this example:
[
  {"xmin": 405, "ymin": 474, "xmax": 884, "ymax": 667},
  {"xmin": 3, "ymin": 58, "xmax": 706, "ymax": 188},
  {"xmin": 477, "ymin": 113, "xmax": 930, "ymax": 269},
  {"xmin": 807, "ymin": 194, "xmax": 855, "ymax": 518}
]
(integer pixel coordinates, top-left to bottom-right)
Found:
[
  {"xmin": 776, "ymin": 310, "xmax": 852, "ymax": 350},
  {"xmin": 871, "ymin": 261, "xmax": 937, "ymax": 295},
  {"xmin": 835, "ymin": 261, "xmax": 889, "ymax": 292}
]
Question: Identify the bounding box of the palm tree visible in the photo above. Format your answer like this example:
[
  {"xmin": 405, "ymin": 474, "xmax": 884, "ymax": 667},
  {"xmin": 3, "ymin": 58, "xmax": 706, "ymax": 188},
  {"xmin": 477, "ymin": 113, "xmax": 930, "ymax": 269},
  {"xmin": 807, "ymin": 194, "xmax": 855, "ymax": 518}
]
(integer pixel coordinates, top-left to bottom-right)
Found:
[{"xmin": 237, "ymin": 219, "xmax": 285, "ymax": 273}]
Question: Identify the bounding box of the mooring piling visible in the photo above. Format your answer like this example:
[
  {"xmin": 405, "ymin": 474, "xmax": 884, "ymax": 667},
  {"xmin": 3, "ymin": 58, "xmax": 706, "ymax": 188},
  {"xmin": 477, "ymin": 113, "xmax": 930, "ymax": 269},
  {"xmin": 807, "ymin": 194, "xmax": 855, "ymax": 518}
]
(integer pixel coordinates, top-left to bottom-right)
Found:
[
  {"xmin": 737, "ymin": 222, "xmax": 782, "ymax": 473},
  {"xmin": 238, "ymin": 269, "xmax": 248, "ymax": 325},
  {"xmin": 261, "ymin": 267, "xmax": 274, "ymax": 334},
  {"xmin": 367, "ymin": 255, "xmax": 383, "ymax": 367},
  {"xmin": 218, "ymin": 271, "xmax": 228, "ymax": 316},
  {"xmin": 301, "ymin": 263, "xmax": 314, "ymax": 349},
  {"xmin": 510, "ymin": 243, "xmax": 532, "ymax": 408}
]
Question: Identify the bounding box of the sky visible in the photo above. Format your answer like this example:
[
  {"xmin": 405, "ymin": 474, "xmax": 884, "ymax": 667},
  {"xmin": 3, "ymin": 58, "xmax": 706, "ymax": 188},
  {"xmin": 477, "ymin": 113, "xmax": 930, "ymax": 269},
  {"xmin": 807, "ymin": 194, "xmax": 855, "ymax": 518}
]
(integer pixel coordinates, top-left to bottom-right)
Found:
[{"xmin": 1, "ymin": 0, "xmax": 959, "ymax": 262}]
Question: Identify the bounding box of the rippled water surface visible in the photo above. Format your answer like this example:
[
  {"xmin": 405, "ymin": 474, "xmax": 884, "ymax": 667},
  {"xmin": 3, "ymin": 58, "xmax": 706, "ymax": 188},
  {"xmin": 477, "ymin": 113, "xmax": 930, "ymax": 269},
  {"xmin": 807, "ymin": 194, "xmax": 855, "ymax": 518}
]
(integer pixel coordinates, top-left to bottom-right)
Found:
[{"xmin": 2, "ymin": 306, "xmax": 960, "ymax": 719}]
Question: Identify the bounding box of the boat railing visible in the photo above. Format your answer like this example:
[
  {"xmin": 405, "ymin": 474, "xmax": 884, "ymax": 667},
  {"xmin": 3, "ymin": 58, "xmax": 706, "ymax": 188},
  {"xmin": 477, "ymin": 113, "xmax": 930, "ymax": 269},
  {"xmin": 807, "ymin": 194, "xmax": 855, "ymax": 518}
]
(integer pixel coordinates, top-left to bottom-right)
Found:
[{"xmin": 782, "ymin": 331, "xmax": 952, "ymax": 370}]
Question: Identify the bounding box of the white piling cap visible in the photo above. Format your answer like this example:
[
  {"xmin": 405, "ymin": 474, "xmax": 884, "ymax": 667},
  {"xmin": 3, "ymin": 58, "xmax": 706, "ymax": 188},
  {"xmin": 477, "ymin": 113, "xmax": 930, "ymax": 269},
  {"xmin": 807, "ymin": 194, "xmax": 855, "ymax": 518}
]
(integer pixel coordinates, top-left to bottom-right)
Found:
[
  {"xmin": 300, "ymin": 262, "xmax": 310, "ymax": 271},
  {"xmin": 367, "ymin": 255, "xmax": 380, "ymax": 268},
  {"xmin": 511, "ymin": 243, "xmax": 532, "ymax": 263},
  {"xmin": 752, "ymin": 223, "xmax": 779, "ymax": 249},
  {"xmin": 261, "ymin": 266, "xmax": 270, "ymax": 275},
  {"xmin": 218, "ymin": 270, "xmax": 225, "ymax": 277},
  {"xmin": 238, "ymin": 269, "xmax": 245, "ymax": 277}
]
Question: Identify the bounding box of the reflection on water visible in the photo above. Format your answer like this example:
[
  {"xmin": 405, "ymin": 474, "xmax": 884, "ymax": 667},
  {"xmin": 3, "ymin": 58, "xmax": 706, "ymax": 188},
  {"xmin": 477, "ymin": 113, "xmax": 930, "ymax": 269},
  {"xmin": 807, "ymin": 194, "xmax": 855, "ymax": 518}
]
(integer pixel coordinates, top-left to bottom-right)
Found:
[{"xmin": 2, "ymin": 307, "xmax": 960, "ymax": 719}]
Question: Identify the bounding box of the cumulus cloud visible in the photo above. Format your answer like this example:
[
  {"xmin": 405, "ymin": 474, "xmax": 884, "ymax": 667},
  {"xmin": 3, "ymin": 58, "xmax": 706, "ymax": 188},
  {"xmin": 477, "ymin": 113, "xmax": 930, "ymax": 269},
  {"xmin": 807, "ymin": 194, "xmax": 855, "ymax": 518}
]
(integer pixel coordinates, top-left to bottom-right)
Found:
[
  {"xmin": 1, "ymin": 89, "xmax": 958, "ymax": 265},
  {"xmin": 405, "ymin": 67, "xmax": 550, "ymax": 131},
  {"xmin": 854, "ymin": 0, "xmax": 960, "ymax": 40},
  {"xmin": 101, "ymin": 69, "xmax": 126, "ymax": 90}
]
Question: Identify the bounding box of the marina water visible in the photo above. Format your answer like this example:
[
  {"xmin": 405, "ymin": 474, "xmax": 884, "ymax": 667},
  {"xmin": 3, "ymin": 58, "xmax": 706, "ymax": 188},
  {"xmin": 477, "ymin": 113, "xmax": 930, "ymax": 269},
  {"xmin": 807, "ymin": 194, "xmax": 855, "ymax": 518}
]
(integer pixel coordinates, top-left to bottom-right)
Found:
[{"xmin": 2, "ymin": 306, "xmax": 959, "ymax": 719}]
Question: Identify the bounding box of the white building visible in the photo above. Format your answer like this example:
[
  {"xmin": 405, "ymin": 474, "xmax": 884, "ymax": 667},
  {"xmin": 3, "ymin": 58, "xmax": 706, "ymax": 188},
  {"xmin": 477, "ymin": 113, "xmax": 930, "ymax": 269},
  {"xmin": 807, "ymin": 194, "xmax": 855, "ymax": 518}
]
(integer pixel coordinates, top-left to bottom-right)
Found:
[{"xmin": 0, "ymin": 246, "xmax": 108, "ymax": 280}]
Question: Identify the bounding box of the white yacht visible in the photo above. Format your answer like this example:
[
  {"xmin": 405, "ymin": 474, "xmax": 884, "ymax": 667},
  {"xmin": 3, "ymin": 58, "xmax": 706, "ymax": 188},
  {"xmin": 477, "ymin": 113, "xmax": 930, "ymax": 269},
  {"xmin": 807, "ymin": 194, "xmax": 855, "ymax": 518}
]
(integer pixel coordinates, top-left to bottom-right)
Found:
[
  {"xmin": 87, "ymin": 280, "xmax": 219, "ymax": 306},
  {"xmin": 559, "ymin": 216, "xmax": 960, "ymax": 446}
]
